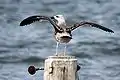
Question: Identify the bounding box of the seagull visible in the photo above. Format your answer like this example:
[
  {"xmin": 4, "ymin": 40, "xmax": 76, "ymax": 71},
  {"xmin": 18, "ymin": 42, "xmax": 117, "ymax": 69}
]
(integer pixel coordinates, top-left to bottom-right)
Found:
[{"xmin": 20, "ymin": 14, "xmax": 114, "ymax": 56}]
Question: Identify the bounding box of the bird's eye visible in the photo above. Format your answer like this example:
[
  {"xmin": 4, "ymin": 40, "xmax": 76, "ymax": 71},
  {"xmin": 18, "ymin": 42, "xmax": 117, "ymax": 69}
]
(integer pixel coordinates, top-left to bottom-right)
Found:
[{"xmin": 56, "ymin": 16, "xmax": 59, "ymax": 18}]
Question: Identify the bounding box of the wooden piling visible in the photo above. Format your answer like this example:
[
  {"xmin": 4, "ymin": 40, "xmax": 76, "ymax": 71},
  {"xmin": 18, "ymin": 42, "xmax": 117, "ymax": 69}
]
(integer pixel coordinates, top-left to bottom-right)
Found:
[{"xmin": 44, "ymin": 55, "xmax": 77, "ymax": 80}]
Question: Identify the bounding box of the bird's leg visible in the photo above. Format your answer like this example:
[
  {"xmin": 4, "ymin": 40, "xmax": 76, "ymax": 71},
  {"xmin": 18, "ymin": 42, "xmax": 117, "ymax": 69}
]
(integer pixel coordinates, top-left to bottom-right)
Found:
[
  {"xmin": 55, "ymin": 42, "xmax": 59, "ymax": 56},
  {"xmin": 64, "ymin": 43, "xmax": 67, "ymax": 56}
]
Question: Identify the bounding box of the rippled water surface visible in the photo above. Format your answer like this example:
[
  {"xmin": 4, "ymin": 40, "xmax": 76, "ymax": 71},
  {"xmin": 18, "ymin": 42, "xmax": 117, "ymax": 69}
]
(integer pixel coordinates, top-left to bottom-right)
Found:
[{"xmin": 0, "ymin": 0, "xmax": 120, "ymax": 80}]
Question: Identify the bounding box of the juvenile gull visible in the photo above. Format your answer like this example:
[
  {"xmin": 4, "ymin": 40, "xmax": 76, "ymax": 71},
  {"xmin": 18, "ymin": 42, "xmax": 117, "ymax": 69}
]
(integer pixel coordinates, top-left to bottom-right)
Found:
[{"xmin": 20, "ymin": 14, "xmax": 114, "ymax": 55}]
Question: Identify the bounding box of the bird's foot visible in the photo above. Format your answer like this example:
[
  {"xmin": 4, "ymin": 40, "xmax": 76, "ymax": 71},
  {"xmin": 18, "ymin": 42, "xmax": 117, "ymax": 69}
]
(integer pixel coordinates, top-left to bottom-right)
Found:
[
  {"xmin": 55, "ymin": 54, "xmax": 58, "ymax": 56},
  {"xmin": 55, "ymin": 53, "xmax": 58, "ymax": 56}
]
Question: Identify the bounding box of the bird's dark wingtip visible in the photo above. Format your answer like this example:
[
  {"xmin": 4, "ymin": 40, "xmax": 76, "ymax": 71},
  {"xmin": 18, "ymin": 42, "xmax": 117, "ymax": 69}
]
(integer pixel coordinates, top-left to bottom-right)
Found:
[
  {"xmin": 107, "ymin": 29, "xmax": 114, "ymax": 33},
  {"xmin": 19, "ymin": 16, "xmax": 41, "ymax": 26},
  {"xmin": 19, "ymin": 21, "xmax": 28, "ymax": 26},
  {"xmin": 111, "ymin": 31, "xmax": 114, "ymax": 33},
  {"xmin": 19, "ymin": 22, "xmax": 24, "ymax": 26}
]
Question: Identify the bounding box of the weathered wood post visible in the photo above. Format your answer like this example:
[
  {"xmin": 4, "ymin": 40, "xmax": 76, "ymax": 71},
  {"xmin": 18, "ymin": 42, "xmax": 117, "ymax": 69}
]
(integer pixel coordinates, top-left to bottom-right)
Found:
[{"xmin": 44, "ymin": 55, "xmax": 77, "ymax": 80}]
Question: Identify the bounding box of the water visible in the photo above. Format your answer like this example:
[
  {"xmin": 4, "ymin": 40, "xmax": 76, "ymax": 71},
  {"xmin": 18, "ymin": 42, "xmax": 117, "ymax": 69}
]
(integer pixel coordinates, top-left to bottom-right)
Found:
[{"xmin": 0, "ymin": 0, "xmax": 120, "ymax": 80}]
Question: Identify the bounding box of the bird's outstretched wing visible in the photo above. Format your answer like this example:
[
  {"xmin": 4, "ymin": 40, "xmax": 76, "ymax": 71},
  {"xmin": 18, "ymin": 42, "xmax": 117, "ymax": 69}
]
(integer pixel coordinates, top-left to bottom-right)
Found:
[
  {"xmin": 20, "ymin": 15, "xmax": 63, "ymax": 32},
  {"xmin": 67, "ymin": 21, "xmax": 114, "ymax": 33}
]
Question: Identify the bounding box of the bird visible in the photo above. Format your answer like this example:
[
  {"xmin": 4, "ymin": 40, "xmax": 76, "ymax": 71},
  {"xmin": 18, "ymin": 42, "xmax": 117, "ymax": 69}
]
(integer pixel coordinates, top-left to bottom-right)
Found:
[{"xmin": 20, "ymin": 14, "xmax": 114, "ymax": 56}]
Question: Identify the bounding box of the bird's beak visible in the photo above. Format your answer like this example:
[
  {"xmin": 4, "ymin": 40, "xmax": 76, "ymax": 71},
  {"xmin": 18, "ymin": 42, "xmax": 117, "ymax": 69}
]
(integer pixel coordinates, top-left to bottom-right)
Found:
[
  {"xmin": 50, "ymin": 16, "xmax": 58, "ymax": 23},
  {"xmin": 50, "ymin": 16, "xmax": 54, "ymax": 19}
]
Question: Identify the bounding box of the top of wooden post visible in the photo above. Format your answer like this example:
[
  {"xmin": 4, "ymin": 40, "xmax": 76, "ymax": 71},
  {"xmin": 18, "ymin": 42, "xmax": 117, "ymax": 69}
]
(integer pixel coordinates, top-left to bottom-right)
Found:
[
  {"xmin": 44, "ymin": 54, "xmax": 78, "ymax": 80},
  {"xmin": 46, "ymin": 54, "xmax": 77, "ymax": 60}
]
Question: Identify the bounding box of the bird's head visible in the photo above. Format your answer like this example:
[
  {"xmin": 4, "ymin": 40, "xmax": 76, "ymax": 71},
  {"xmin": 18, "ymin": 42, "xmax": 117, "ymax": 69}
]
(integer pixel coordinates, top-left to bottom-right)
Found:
[{"xmin": 51, "ymin": 14, "xmax": 66, "ymax": 26}]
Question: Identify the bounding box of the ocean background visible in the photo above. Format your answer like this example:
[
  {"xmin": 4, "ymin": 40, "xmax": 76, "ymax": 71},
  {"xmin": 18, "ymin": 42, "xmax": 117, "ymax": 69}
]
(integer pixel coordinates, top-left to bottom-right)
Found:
[{"xmin": 0, "ymin": 0, "xmax": 120, "ymax": 80}]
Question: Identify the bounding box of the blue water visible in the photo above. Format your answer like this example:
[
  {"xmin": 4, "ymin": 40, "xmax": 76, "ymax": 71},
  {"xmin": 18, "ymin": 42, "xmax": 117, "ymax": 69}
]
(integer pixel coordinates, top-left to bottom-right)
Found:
[{"xmin": 0, "ymin": 0, "xmax": 120, "ymax": 80}]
